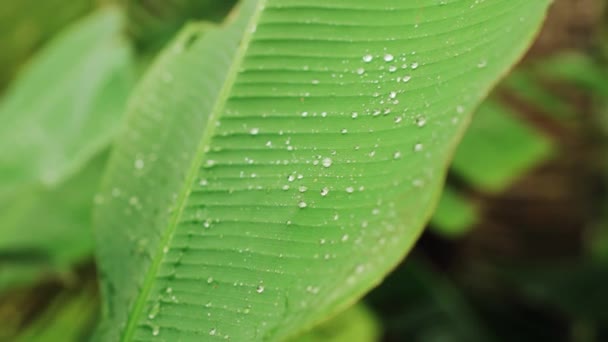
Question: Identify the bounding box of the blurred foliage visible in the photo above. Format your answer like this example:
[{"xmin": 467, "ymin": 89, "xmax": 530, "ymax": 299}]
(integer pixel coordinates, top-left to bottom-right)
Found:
[
  {"xmin": 123, "ymin": 0, "xmax": 237, "ymax": 55},
  {"xmin": 0, "ymin": 6, "xmax": 133, "ymax": 192},
  {"xmin": 430, "ymin": 188, "xmax": 478, "ymax": 238},
  {"xmin": 451, "ymin": 100, "xmax": 553, "ymax": 193},
  {"xmin": 0, "ymin": 0, "xmax": 607, "ymax": 341},
  {"xmin": 0, "ymin": 0, "xmax": 95, "ymax": 91},
  {"xmin": 0, "ymin": 152, "xmax": 106, "ymax": 292},
  {"xmin": 292, "ymin": 304, "xmax": 380, "ymax": 342}
]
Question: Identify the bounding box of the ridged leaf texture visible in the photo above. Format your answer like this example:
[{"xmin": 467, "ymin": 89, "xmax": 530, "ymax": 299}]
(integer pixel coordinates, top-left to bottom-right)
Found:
[{"xmin": 94, "ymin": 0, "xmax": 550, "ymax": 340}]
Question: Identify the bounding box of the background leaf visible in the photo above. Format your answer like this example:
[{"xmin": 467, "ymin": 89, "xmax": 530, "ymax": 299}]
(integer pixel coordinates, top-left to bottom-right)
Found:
[
  {"xmin": 430, "ymin": 188, "xmax": 477, "ymax": 237},
  {"xmin": 0, "ymin": 6, "xmax": 133, "ymax": 192},
  {"xmin": 0, "ymin": 0, "xmax": 95, "ymax": 91},
  {"xmin": 450, "ymin": 100, "xmax": 554, "ymax": 193},
  {"xmin": 290, "ymin": 303, "xmax": 379, "ymax": 342},
  {"xmin": 0, "ymin": 152, "xmax": 107, "ymax": 291}
]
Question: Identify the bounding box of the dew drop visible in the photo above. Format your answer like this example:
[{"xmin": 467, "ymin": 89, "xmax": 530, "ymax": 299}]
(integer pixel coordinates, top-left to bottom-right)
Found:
[
  {"xmin": 362, "ymin": 54, "xmax": 373, "ymax": 63},
  {"xmin": 249, "ymin": 128, "xmax": 259, "ymax": 135},
  {"xmin": 306, "ymin": 285, "xmax": 320, "ymax": 294},
  {"xmin": 383, "ymin": 54, "xmax": 394, "ymax": 62},
  {"xmin": 148, "ymin": 302, "xmax": 160, "ymax": 319},
  {"xmin": 416, "ymin": 116, "xmax": 427, "ymax": 127},
  {"xmin": 256, "ymin": 285, "xmax": 265, "ymax": 293},
  {"xmin": 152, "ymin": 326, "xmax": 160, "ymax": 336},
  {"xmin": 199, "ymin": 179, "xmax": 208, "ymax": 187},
  {"xmin": 320, "ymin": 187, "xmax": 329, "ymax": 197},
  {"xmin": 207, "ymin": 277, "xmax": 214, "ymax": 284},
  {"xmin": 414, "ymin": 143, "xmax": 423, "ymax": 152},
  {"xmin": 298, "ymin": 186, "xmax": 308, "ymax": 193},
  {"xmin": 411, "ymin": 62, "xmax": 419, "ymax": 69},
  {"xmin": 134, "ymin": 158, "xmax": 144, "ymax": 170},
  {"xmin": 322, "ymin": 157, "xmax": 332, "ymax": 168},
  {"xmin": 393, "ymin": 151, "xmax": 402, "ymax": 159},
  {"xmin": 351, "ymin": 112, "xmax": 358, "ymax": 119},
  {"xmin": 341, "ymin": 128, "xmax": 348, "ymax": 134},
  {"xmin": 412, "ymin": 179, "xmax": 424, "ymax": 187},
  {"xmin": 356, "ymin": 67, "xmax": 365, "ymax": 75},
  {"xmin": 209, "ymin": 328, "xmax": 217, "ymax": 336},
  {"xmin": 298, "ymin": 201, "xmax": 308, "ymax": 208},
  {"xmin": 346, "ymin": 186, "xmax": 355, "ymax": 193}
]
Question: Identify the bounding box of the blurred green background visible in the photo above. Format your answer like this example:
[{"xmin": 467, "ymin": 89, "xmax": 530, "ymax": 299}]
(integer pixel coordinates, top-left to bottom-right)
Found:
[{"xmin": 1, "ymin": 0, "xmax": 608, "ymax": 341}]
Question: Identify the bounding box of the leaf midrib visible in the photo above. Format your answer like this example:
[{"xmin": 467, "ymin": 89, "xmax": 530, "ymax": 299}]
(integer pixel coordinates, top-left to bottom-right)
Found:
[{"xmin": 120, "ymin": 1, "xmax": 266, "ymax": 340}]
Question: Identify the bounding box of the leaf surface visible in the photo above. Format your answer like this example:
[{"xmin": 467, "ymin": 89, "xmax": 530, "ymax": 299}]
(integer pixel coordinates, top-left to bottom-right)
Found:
[{"xmin": 94, "ymin": 0, "xmax": 550, "ymax": 340}]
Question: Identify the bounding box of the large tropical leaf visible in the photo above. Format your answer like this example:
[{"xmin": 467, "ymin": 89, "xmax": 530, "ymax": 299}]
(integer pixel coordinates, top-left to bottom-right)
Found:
[{"xmin": 94, "ymin": 0, "xmax": 550, "ymax": 340}]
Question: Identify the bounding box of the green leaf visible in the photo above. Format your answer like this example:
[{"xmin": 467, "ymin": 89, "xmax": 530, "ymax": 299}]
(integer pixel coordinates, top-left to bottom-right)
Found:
[
  {"xmin": 0, "ymin": 152, "xmax": 107, "ymax": 291},
  {"xmin": 430, "ymin": 188, "xmax": 477, "ymax": 238},
  {"xmin": 94, "ymin": 0, "xmax": 550, "ymax": 340},
  {"xmin": 534, "ymin": 52, "xmax": 608, "ymax": 98},
  {"xmin": 451, "ymin": 99, "xmax": 553, "ymax": 193},
  {"xmin": 502, "ymin": 68, "xmax": 578, "ymax": 120},
  {"xmin": 290, "ymin": 303, "xmax": 379, "ymax": 342},
  {"xmin": 0, "ymin": 6, "xmax": 133, "ymax": 192}
]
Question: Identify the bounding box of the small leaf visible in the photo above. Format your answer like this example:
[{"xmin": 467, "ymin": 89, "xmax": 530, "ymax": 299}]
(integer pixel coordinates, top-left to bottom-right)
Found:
[
  {"xmin": 430, "ymin": 188, "xmax": 477, "ymax": 238},
  {"xmin": 290, "ymin": 303, "xmax": 380, "ymax": 342},
  {"xmin": 451, "ymin": 100, "xmax": 554, "ymax": 193}
]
